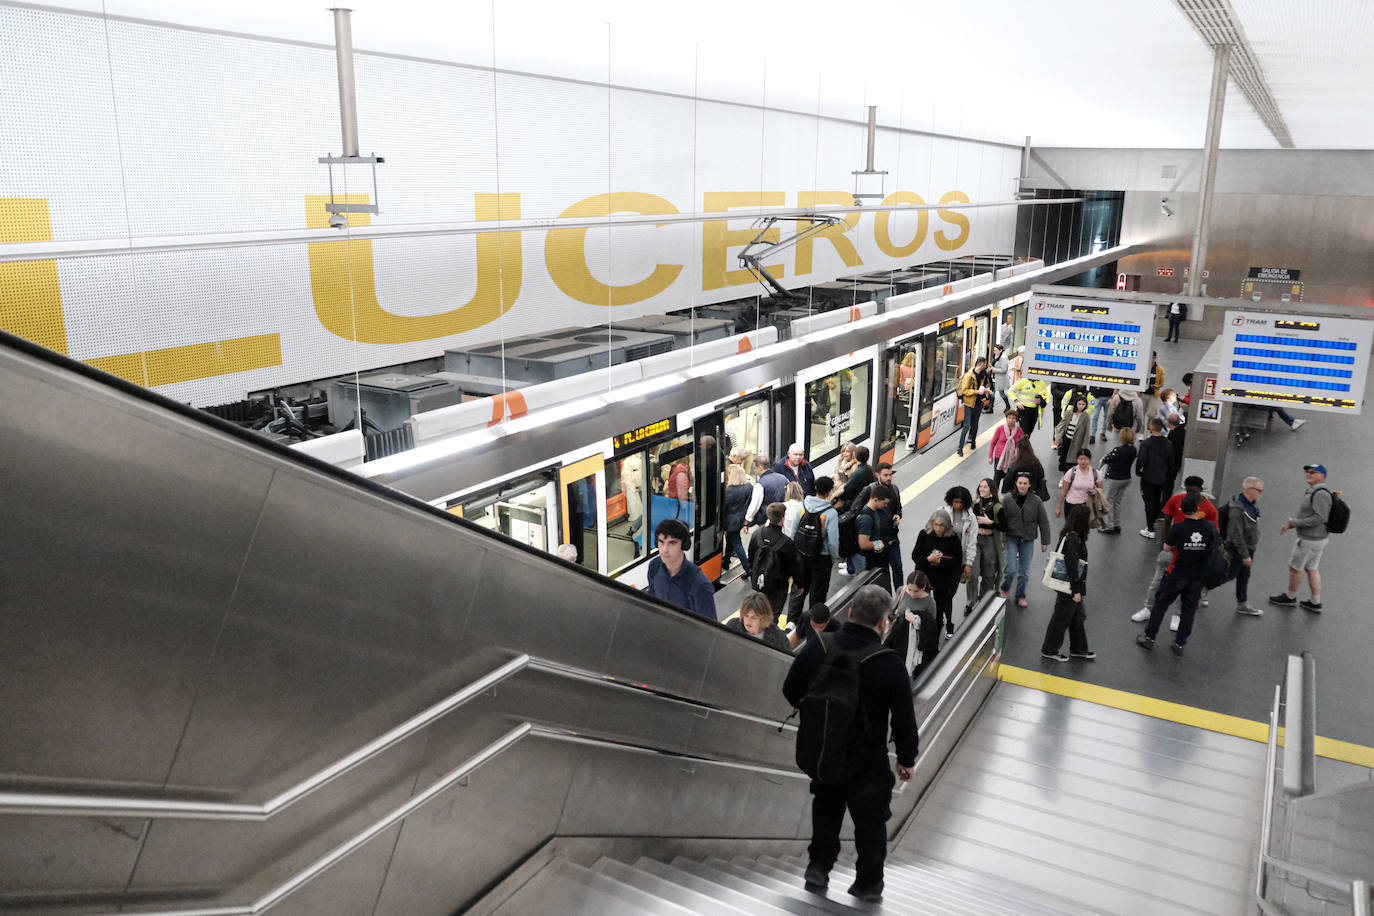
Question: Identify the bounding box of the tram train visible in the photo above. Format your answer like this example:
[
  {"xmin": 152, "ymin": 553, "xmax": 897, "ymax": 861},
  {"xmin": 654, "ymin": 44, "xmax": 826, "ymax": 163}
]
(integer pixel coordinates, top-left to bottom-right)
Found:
[{"xmin": 298, "ymin": 258, "xmax": 1046, "ymax": 589}]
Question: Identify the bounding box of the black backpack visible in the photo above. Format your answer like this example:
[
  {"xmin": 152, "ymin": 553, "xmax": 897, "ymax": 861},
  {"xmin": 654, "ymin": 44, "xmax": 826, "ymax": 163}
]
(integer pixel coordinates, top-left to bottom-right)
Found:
[
  {"xmin": 1216, "ymin": 501, "xmax": 1232, "ymax": 541},
  {"xmin": 794, "ymin": 635, "xmax": 892, "ymax": 782},
  {"xmin": 1315, "ymin": 486, "xmax": 1350, "ymax": 534},
  {"xmin": 1111, "ymin": 398, "xmax": 1135, "ymax": 430},
  {"xmin": 837, "ymin": 504, "xmax": 868, "ymax": 560},
  {"xmin": 751, "ymin": 536, "xmax": 781, "ymax": 591},
  {"xmin": 793, "ymin": 509, "xmax": 826, "ymax": 558},
  {"xmin": 1202, "ymin": 536, "xmax": 1235, "ymax": 589}
]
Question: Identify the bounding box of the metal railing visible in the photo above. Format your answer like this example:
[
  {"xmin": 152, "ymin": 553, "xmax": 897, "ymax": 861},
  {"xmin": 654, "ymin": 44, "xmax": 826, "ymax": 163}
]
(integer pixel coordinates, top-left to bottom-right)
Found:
[{"xmin": 1252, "ymin": 653, "xmax": 1371, "ymax": 916}]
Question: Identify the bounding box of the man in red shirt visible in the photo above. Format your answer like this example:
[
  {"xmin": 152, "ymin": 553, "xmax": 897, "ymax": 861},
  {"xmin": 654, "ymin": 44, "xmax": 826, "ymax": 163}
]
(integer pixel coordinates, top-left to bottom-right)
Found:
[{"xmin": 1131, "ymin": 476, "xmax": 1217, "ymax": 630}]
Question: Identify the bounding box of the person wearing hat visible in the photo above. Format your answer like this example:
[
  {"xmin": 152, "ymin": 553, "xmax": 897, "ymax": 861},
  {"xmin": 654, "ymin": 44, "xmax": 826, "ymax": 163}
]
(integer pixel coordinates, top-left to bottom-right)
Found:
[{"xmin": 1269, "ymin": 464, "xmax": 1333, "ymax": 612}]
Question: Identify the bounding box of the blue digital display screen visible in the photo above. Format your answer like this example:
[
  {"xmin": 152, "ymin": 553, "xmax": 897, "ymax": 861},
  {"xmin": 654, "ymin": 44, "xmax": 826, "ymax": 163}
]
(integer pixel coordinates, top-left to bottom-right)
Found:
[
  {"xmin": 1027, "ymin": 311, "xmax": 1147, "ymax": 386},
  {"xmin": 1222, "ymin": 320, "xmax": 1370, "ymax": 411}
]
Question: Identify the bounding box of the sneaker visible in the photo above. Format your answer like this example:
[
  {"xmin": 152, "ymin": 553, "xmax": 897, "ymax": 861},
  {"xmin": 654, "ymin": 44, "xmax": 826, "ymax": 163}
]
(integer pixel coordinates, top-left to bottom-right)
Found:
[
  {"xmin": 835, "ymin": 565, "xmax": 851, "ymax": 576},
  {"xmin": 1136, "ymin": 634, "xmax": 1155, "ymax": 650},
  {"xmin": 803, "ymin": 866, "xmax": 829, "ymax": 891},
  {"xmin": 1200, "ymin": 595, "xmax": 1209, "ymax": 607},
  {"xmin": 1236, "ymin": 603, "xmax": 1263, "ymax": 616},
  {"xmin": 1017, "ymin": 597, "xmax": 1028, "ymax": 608},
  {"xmin": 1139, "ymin": 528, "xmax": 1157, "ymax": 539},
  {"xmin": 1300, "ymin": 600, "xmax": 1323, "ymax": 613},
  {"xmin": 999, "ymin": 589, "xmax": 1011, "ymax": 599},
  {"xmin": 1131, "ymin": 607, "xmax": 1151, "ymax": 622},
  {"xmin": 956, "ymin": 447, "xmax": 964, "ymax": 457},
  {"xmin": 1290, "ymin": 418, "xmax": 1307, "ymax": 431},
  {"xmin": 1171, "ymin": 641, "xmax": 1185, "ymax": 656},
  {"xmin": 945, "ymin": 622, "xmax": 954, "ymax": 637},
  {"xmin": 1268, "ymin": 593, "xmax": 1297, "ymax": 607},
  {"xmin": 1170, "ymin": 615, "xmax": 1180, "ymax": 632},
  {"xmin": 1041, "ymin": 651, "xmax": 1069, "ymax": 662},
  {"xmin": 846, "ymin": 882, "xmax": 883, "ymax": 903},
  {"xmin": 1070, "ymin": 650, "xmax": 1097, "ymax": 660},
  {"xmin": 1102, "ymin": 526, "xmax": 1122, "ymax": 535}
]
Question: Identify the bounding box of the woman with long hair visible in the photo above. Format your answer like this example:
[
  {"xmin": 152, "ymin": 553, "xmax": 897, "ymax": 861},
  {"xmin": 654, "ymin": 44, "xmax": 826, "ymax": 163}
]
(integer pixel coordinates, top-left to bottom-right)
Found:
[
  {"xmin": 1099, "ymin": 427, "xmax": 1138, "ymax": 535},
  {"xmin": 911, "ymin": 509, "xmax": 964, "ymax": 638},
  {"xmin": 1040, "ymin": 503, "xmax": 1094, "ymax": 662},
  {"xmin": 971, "ymin": 477, "xmax": 1003, "ymax": 602},
  {"xmin": 721, "ymin": 463, "xmax": 753, "ymax": 577},
  {"xmin": 1002, "ymin": 435, "xmax": 1046, "ymax": 500}
]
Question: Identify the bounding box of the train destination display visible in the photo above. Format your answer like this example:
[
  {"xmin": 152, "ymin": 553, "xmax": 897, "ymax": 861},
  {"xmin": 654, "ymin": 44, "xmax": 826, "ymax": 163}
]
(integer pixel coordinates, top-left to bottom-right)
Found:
[
  {"xmin": 1022, "ymin": 296, "xmax": 1156, "ymax": 388},
  {"xmin": 1218, "ymin": 310, "xmax": 1374, "ymax": 415}
]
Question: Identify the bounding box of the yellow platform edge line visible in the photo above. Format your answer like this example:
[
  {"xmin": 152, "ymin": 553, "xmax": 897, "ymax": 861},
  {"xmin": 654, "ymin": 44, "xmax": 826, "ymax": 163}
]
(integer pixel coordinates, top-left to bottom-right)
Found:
[{"xmin": 999, "ymin": 664, "xmax": 1374, "ymax": 768}]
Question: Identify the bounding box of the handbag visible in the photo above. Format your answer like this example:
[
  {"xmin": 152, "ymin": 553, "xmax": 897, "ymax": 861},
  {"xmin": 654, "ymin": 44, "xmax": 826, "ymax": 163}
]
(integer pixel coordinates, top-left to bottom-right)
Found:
[{"xmin": 1041, "ymin": 533, "xmax": 1084, "ymax": 594}]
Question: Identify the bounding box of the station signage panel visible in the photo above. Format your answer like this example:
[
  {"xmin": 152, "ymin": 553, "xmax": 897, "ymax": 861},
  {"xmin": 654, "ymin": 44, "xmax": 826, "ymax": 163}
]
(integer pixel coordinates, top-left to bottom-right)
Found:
[
  {"xmin": 1022, "ymin": 296, "xmax": 1155, "ymax": 389},
  {"xmin": 613, "ymin": 416, "xmax": 677, "ymax": 454},
  {"xmin": 1218, "ymin": 311, "xmax": 1373, "ymax": 415}
]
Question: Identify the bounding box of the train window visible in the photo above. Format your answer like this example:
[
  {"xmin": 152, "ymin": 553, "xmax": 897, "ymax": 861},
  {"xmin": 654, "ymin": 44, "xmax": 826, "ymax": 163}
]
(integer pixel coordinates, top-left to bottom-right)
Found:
[
  {"xmin": 805, "ymin": 362, "xmax": 871, "ymax": 463},
  {"xmin": 932, "ymin": 323, "xmax": 962, "ymax": 401},
  {"xmin": 724, "ymin": 398, "xmax": 769, "ymax": 472},
  {"xmin": 606, "ymin": 430, "xmax": 697, "ymax": 575},
  {"xmin": 459, "ymin": 475, "xmax": 554, "ymax": 551}
]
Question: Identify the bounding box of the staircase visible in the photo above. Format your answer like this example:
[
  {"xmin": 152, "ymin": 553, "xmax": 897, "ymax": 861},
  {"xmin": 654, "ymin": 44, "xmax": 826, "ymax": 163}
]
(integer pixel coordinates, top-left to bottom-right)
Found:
[{"xmin": 488, "ymin": 851, "xmax": 1092, "ymax": 914}]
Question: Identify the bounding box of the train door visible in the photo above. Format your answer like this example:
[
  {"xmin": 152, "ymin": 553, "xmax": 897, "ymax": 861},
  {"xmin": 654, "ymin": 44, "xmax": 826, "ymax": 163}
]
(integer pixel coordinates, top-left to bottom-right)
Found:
[
  {"xmin": 722, "ymin": 394, "xmax": 772, "ymax": 474},
  {"xmin": 885, "ymin": 339, "xmax": 921, "ymax": 457},
  {"xmin": 558, "ymin": 454, "xmax": 604, "ymax": 573},
  {"xmin": 774, "ymin": 383, "xmax": 795, "ymax": 458},
  {"xmin": 969, "ymin": 310, "xmax": 991, "ymax": 368},
  {"xmin": 692, "ymin": 411, "xmax": 724, "ymax": 579}
]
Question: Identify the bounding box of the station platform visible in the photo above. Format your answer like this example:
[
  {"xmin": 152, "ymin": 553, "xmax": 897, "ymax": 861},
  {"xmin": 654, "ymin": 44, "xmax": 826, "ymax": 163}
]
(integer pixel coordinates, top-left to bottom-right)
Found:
[{"xmin": 720, "ymin": 336, "xmax": 1374, "ymax": 757}]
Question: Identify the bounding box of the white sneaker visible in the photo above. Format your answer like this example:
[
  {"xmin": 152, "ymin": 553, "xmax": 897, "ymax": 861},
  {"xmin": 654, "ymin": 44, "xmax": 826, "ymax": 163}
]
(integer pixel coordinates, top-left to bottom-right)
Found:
[
  {"xmin": 1290, "ymin": 418, "xmax": 1306, "ymax": 431},
  {"xmin": 1131, "ymin": 608, "xmax": 1150, "ymax": 622},
  {"xmin": 1138, "ymin": 528, "xmax": 1157, "ymax": 539},
  {"xmin": 1200, "ymin": 595, "xmax": 1209, "ymax": 607},
  {"xmin": 1170, "ymin": 615, "xmax": 1180, "ymax": 632},
  {"xmin": 835, "ymin": 565, "xmax": 851, "ymax": 576}
]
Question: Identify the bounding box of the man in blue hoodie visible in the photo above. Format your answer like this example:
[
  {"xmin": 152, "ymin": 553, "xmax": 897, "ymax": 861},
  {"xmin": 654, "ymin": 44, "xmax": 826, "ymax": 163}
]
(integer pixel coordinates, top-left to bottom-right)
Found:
[{"xmin": 785, "ymin": 475, "xmax": 841, "ymax": 622}]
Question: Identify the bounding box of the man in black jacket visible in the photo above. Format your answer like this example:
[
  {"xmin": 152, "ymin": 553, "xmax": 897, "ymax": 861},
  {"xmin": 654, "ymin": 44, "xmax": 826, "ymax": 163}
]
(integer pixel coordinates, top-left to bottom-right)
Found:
[
  {"xmin": 1163, "ymin": 413, "xmax": 1186, "ymax": 498},
  {"xmin": 1135, "ymin": 417, "xmax": 1172, "ymax": 539},
  {"xmin": 749, "ymin": 502, "xmax": 801, "ymax": 619},
  {"xmin": 783, "ymin": 585, "xmax": 919, "ymax": 903},
  {"xmin": 1138, "ymin": 494, "xmax": 1215, "ymax": 655}
]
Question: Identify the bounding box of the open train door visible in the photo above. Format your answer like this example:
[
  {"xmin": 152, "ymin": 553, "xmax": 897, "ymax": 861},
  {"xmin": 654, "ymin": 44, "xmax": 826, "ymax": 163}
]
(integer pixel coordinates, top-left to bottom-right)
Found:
[
  {"xmin": 558, "ymin": 454, "xmax": 605, "ymax": 574},
  {"xmin": 692, "ymin": 411, "xmax": 725, "ymax": 581}
]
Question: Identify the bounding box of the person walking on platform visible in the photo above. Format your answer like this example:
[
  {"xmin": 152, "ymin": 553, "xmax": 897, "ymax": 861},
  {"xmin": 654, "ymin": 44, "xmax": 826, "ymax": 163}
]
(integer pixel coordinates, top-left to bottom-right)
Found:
[
  {"xmin": 749, "ymin": 502, "xmax": 801, "ymax": 621},
  {"xmin": 956, "ymin": 357, "xmax": 991, "ymax": 457},
  {"xmin": 1099, "ymin": 428, "xmax": 1137, "ymax": 535},
  {"xmin": 1041, "ymin": 504, "xmax": 1095, "ymax": 662},
  {"xmin": 1163, "ymin": 413, "xmax": 1186, "ymax": 499},
  {"xmin": 1010, "ymin": 375, "xmax": 1050, "ymax": 437},
  {"xmin": 837, "ymin": 445, "xmax": 875, "ymax": 513},
  {"xmin": 991, "ymin": 344, "xmax": 1012, "ymax": 413},
  {"xmin": 1132, "ymin": 476, "xmax": 1217, "ymax": 630},
  {"xmin": 856, "ymin": 463, "xmax": 904, "ymax": 589},
  {"xmin": 1137, "ymin": 494, "xmax": 1216, "ymax": 655},
  {"xmin": 989, "ymin": 409, "xmax": 1023, "ymax": 494},
  {"xmin": 1269, "ymin": 464, "xmax": 1334, "ymax": 612},
  {"xmin": 855, "ymin": 485, "xmax": 896, "ymax": 592},
  {"xmin": 721, "ymin": 464, "xmax": 754, "ymax": 578},
  {"xmin": 998, "ymin": 472, "xmax": 1051, "ymax": 608},
  {"xmin": 1054, "ymin": 394, "xmax": 1092, "ymax": 472},
  {"xmin": 945, "ymin": 486, "xmax": 979, "ymax": 616},
  {"xmin": 1228, "ymin": 477, "xmax": 1265, "ymax": 615},
  {"xmin": 775, "ymin": 442, "xmax": 817, "ymax": 497},
  {"xmin": 747, "ymin": 456, "xmax": 788, "ymax": 530},
  {"xmin": 886, "ymin": 571, "xmax": 940, "ymax": 679},
  {"xmin": 1106, "ymin": 387, "xmax": 1147, "ymax": 439},
  {"xmin": 645, "ymin": 519, "xmax": 717, "ymax": 621},
  {"xmin": 1001, "ymin": 436, "xmax": 1048, "ymax": 500},
  {"xmin": 1164, "ymin": 301, "xmax": 1188, "ymax": 342},
  {"xmin": 912, "ymin": 509, "xmax": 964, "ymax": 637},
  {"xmin": 786, "ymin": 476, "xmax": 841, "ymax": 620},
  {"xmin": 725, "ymin": 592, "xmax": 790, "ymax": 651},
  {"xmin": 1087, "ymin": 385, "xmax": 1113, "ymax": 444},
  {"xmin": 1136, "ymin": 418, "xmax": 1172, "ymax": 539},
  {"xmin": 1056, "ymin": 448, "xmax": 1104, "ymax": 519},
  {"xmin": 971, "ymin": 478, "xmax": 1004, "ymax": 603},
  {"xmin": 784, "ymin": 585, "xmax": 918, "ymax": 903}
]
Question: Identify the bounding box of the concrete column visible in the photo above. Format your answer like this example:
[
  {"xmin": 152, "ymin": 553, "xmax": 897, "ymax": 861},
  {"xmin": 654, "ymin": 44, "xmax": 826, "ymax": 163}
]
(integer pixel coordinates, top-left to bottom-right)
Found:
[{"xmin": 1185, "ymin": 44, "xmax": 1231, "ymax": 297}]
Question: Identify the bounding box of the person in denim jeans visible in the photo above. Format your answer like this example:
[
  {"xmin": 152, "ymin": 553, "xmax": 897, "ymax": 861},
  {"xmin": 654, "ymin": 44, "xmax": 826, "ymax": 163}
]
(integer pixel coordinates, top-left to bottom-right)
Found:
[
  {"xmin": 997, "ymin": 473, "xmax": 1051, "ymax": 607},
  {"xmin": 1087, "ymin": 386, "xmax": 1113, "ymax": 444}
]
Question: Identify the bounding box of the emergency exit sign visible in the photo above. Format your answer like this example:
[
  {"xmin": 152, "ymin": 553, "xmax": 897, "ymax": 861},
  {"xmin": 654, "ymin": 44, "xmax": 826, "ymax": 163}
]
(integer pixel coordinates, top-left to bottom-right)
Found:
[{"xmin": 1157, "ymin": 267, "xmax": 1175, "ymax": 277}]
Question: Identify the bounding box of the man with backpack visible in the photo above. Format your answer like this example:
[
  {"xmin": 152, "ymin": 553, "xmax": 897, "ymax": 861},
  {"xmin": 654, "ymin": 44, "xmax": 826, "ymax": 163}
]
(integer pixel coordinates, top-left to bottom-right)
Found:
[
  {"xmin": 785, "ymin": 476, "xmax": 841, "ymax": 624},
  {"xmin": 856, "ymin": 463, "xmax": 904, "ymax": 590},
  {"xmin": 854, "ymin": 484, "xmax": 897, "ymax": 592},
  {"xmin": 748, "ymin": 502, "xmax": 801, "ymax": 621},
  {"xmin": 1270, "ymin": 464, "xmax": 1344, "ymax": 613},
  {"xmin": 783, "ymin": 585, "xmax": 919, "ymax": 903}
]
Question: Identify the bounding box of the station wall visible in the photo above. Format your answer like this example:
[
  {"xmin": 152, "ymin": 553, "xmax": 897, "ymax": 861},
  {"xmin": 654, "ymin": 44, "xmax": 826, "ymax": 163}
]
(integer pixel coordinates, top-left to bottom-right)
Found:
[
  {"xmin": 1030, "ymin": 148, "xmax": 1374, "ymax": 309},
  {"xmin": 0, "ymin": 4, "xmax": 1019, "ymax": 406}
]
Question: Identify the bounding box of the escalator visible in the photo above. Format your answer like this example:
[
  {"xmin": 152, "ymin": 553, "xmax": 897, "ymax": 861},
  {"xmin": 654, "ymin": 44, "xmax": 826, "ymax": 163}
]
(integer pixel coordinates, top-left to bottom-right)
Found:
[{"xmin": 1, "ymin": 329, "xmax": 1354, "ymax": 915}]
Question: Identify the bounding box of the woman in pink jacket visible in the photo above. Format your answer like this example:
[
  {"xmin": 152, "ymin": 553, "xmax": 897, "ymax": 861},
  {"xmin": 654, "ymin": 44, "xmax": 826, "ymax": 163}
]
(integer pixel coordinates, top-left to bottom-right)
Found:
[{"xmin": 988, "ymin": 409, "xmax": 1024, "ymax": 494}]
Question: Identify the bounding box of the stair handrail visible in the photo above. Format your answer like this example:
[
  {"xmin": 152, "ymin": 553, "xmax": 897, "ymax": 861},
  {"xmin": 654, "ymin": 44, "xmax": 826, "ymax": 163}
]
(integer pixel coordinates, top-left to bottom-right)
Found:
[{"xmin": 0, "ymin": 653, "xmax": 797, "ymax": 821}]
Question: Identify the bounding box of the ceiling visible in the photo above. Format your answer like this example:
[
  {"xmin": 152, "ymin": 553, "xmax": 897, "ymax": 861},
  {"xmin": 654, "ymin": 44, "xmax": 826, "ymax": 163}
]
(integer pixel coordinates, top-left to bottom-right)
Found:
[{"xmin": 33, "ymin": 0, "xmax": 1374, "ymax": 149}]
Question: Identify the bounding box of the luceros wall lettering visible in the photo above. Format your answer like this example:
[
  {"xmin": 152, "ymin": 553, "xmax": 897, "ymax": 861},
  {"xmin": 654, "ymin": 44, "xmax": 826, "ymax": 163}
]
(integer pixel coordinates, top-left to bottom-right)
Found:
[{"xmin": 0, "ymin": 5, "xmax": 1016, "ymax": 405}]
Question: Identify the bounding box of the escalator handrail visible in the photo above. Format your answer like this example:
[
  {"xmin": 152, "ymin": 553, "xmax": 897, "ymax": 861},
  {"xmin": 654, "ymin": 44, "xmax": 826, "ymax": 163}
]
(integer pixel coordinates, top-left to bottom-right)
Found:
[
  {"xmin": 95, "ymin": 722, "xmax": 808, "ymax": 916},
  {"xmin": 0, "ymin": 653, "xmax": 800, "ymax": 821}
]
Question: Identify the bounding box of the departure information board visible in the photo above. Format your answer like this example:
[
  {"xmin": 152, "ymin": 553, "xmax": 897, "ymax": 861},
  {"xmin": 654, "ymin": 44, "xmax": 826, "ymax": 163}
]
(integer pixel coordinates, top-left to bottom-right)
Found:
[
  {"xmin": 1023, "ymin": 296, "xmax": 1156, "ymax": 389},
  {"xmin": 1218, "ymin": 311, "xmax": 1374, "ymax": 415}
]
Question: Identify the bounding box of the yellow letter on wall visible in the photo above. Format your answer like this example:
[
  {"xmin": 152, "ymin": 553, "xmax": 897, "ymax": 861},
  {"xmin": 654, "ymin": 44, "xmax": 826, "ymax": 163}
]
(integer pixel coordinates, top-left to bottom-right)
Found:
[
  {"xmin": 934, "ymin": 190, "xmax": 972, "ymax": 251},
  {"xmin": 0, "ymin": 198, "xmax": 68, "ymax": 354},
  {"xmin": 307, "ymin": 193, "xmax": 522, "ymax": 344},
  {"xmin": 702, "ymin": 191, "xmax": 785, "ymax": 291},
  {"xmin": 545, "ymin": 192, "xmax": 683, "ymax": 305},
  {"xmin": 794, "ymin": 191, "xmax": 862, "ymax": 275},
  {"xmin": 874, "ymin": 191, "xmax": 929, "ymax": 258}
]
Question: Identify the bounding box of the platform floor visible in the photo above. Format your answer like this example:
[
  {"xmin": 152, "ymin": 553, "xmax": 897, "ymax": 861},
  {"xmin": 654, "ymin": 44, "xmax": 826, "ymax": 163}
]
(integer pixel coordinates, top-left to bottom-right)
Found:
[{"xmin": 721, "ymin": 337, "xmax": 1374, "ymax": 752}]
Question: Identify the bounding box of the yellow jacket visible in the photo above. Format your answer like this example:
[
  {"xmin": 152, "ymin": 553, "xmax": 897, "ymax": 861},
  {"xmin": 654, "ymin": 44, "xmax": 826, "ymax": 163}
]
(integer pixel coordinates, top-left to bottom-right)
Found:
[
  {"xmin": 958, "ymin": 370, "xmax": 987, "ymax": 407},
  {"xmin": 1009, "ymin": 377, "xmax": 1050, "ymax": 413}
]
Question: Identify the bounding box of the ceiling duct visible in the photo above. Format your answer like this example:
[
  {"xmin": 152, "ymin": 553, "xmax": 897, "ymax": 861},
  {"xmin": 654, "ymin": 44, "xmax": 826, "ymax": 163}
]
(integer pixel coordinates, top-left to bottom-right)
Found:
[{"xmin": 1174, "ymin": 0, "xmax": 1295, "ymax": 148}]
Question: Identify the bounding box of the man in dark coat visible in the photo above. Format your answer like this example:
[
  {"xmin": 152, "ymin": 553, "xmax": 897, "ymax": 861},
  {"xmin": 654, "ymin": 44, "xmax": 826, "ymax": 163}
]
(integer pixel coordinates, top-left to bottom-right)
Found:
[
  {"xmin": 783, "ymin": 585, "xmax": 918, "ymax": 903},
  {"xmin": 774, "ymin": 442, "xmax": 817, "ymax": 497}
]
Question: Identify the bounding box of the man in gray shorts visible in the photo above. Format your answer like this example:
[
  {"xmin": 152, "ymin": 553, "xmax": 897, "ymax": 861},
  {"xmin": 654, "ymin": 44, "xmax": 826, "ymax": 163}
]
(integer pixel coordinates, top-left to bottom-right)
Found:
[{"xmin": 1269, "ymin": 463, "xmax": 1332, "ymax": 612}]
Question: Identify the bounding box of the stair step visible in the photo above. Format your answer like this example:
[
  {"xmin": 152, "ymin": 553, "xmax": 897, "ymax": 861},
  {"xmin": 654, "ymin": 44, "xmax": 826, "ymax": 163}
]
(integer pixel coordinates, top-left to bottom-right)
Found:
[
  {"xmin": 747, "ymin": 855, "xmax": 984, "ymax": 915},
  {"xmin": 639, "ymin": 857, "xmax": 824, "ymax": 916},
  {"xmin": 677, "ymin": 855, "xmax": 877, "ymax": 914},
  {"xmin": 490, "ymin": 857, "xmax": 693, "ymax": 916},
  {"xmin": 591, "ymin": 857, "xmax": 758, "ymax": 916}
]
